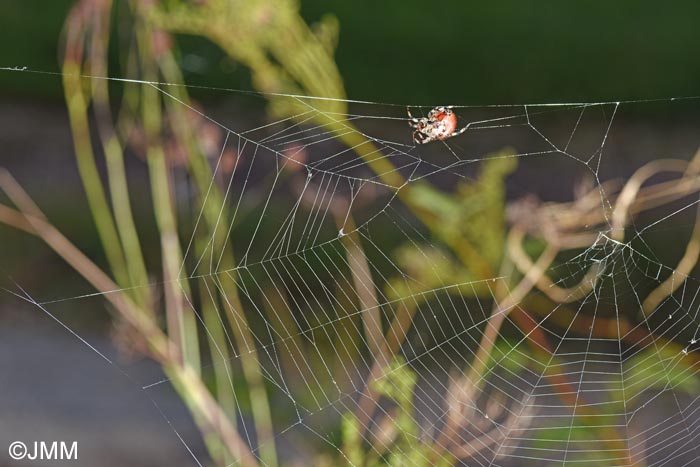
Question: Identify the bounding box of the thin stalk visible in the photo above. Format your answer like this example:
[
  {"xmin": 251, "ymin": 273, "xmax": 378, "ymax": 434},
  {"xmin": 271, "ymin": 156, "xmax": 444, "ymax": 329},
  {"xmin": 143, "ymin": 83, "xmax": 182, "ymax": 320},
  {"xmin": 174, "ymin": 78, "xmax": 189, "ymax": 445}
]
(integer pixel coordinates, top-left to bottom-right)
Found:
[
  {"xmin": 216, "ymin": 273, "xmax": 279, "ymax": 467},
  {"xmin": 196, "ymin": 237, "xmax": 239, "ymax": 466},
  {"xmin": 337, "ymin": 214, "xmax": 384, "ymax": 360},
  {"xmin": 135, "ymin": 17, "xmax": 200, "ymax": 372},
  {"xmin": 144, "ymin": 33, "xmax": 278, "ymax": 467},
  {"xmin": 155, "ymin": 43, "xmax": 278, "ymax": 467},
  {"xmin": 89, "ymin": 0, "xmax": 151, "ymax": 306},
  {"xmin": 261, "ymin": 284, "xmax": 318, "ymax": 400},
  {"xmin": 0, "ymin": 173, "xmax": 259, "ymax": 467},
  {"xmin": 62, "ymin": 62, "xmax": 129, "ymax": 289},
  {"xmin": 197, "ymin": 282, "xmax": 239, "ymax": 466}
]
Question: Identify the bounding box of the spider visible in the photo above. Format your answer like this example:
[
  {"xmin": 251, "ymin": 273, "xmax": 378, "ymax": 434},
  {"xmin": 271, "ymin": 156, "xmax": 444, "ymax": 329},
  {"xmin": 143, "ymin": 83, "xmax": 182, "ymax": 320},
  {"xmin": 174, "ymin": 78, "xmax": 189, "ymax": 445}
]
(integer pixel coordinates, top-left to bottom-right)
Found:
[{"xmin": 407, "ymin": 105, "xmax": 469, "ymax": 145}]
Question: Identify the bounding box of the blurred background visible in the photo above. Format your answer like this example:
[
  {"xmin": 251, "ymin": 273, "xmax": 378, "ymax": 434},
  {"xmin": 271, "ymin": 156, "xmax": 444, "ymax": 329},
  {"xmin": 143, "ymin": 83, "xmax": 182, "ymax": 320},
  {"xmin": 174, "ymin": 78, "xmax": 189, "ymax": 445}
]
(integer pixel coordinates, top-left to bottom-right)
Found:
[
  {"xmin": 2, "ymin": 1, "xmax": 700, "ymax": 466},
  {"xmin": 5, "ymin": 0, "xmax": 700, "ymax": 104}
]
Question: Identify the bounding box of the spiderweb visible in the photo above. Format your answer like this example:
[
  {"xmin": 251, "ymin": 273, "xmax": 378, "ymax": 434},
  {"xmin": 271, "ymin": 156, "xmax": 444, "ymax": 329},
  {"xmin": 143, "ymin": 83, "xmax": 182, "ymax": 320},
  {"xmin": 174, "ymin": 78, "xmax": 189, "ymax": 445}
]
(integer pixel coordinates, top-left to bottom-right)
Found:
[{"xmin": 4, "ymin": 68, "xmax": 700, "ymax": 467}]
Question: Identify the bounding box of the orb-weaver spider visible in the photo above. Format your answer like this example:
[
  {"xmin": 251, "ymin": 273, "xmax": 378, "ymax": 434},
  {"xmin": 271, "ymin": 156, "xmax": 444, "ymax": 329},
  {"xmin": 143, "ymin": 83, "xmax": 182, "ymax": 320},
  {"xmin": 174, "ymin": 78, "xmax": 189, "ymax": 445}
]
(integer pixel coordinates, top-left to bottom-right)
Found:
[{"xmin": 407, "ymin": 106, "xmax": 469, "ymax": 145}]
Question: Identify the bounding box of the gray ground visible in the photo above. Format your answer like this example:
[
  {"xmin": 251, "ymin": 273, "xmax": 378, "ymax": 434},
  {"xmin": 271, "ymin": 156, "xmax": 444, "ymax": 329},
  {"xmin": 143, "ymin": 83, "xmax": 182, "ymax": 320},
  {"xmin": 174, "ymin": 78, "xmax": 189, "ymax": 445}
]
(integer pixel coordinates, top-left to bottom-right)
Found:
[{"xmin": 0, "ymin": 319, "xmax": 207, "ymax": 467}]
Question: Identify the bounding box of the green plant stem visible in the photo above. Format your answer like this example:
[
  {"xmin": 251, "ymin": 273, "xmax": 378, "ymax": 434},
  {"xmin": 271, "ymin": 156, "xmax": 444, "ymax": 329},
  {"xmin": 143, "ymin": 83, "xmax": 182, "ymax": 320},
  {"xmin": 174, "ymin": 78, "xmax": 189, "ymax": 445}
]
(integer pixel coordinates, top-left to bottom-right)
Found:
[
  {"xmin": 89, "ymin": 1, "xmax": 151, "ymax": 306},
  {"xmin": 337, "ymin": 214, "xmax": 384, "ymax": 360},
  {"xmin": 217, "ymin": 273, "xmax": 279, "ymax": 467},
  {"xmin": 62, "ymin": 63, "xmax": 130, "ymax": 290},
  {"xmin": 137, "ymin": 21, "xmax": 201, "ymax": 372},
  {"xmin": 155, "ymin": 42, "xmax": 278, "ymax": 467},
  {"xmin": 0, "ymin": 177, "xmax": 260, "ymax": 467},
  {"xmin": 197, "ymin": 264, "xmax": 239, "ymax": 465}
]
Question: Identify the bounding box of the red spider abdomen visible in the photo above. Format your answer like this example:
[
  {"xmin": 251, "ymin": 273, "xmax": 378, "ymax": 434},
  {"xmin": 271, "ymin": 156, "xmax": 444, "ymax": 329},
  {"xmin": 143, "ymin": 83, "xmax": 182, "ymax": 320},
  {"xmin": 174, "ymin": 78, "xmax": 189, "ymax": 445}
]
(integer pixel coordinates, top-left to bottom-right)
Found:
[{"xmin": 441, "ymin": 113, "xmax": 458, "ymax": 138}]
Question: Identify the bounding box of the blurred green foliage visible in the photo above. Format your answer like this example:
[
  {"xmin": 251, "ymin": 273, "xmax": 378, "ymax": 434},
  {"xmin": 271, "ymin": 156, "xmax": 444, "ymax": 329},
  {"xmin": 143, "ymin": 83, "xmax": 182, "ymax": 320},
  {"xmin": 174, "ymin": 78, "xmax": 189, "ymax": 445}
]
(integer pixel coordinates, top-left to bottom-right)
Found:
[
  {"xmin": 342, "ymin": 356, "xmax": 453, "ymax": 467},
  {"xmin": 390, "ymin": 150, "xmax": 516, "ymax": 301},
  {"xmin": 4, "ymin": 1, "xmax": 700, "ymax": 104},
  {"xmin": 618, "ymin": 346, "xmax": 700, "ymax": 405}
]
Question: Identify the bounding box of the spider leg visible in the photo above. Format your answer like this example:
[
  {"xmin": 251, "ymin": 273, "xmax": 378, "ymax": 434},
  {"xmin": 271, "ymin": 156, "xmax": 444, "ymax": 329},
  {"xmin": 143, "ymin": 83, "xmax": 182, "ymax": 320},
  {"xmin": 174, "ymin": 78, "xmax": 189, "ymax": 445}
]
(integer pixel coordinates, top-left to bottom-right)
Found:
[
  {"xmin": 407, "ymin": 107, "xmax": 422, "ymax": 126},
  {"xmin": 413, "ymin": 131, "xmax": 432, "ymax": 145},
  {"xmin": 451, "ymin": 123, "xmax": 471, "ymax": 138}
]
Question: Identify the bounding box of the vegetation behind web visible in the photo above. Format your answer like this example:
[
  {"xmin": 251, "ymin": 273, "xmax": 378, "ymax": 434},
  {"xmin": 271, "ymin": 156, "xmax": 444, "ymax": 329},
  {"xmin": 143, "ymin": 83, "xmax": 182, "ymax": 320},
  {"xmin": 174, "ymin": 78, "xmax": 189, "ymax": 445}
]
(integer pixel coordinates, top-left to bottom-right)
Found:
[{"xmin": 2, "ymin": 1, "xmax": 700, "ymax": 466}]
